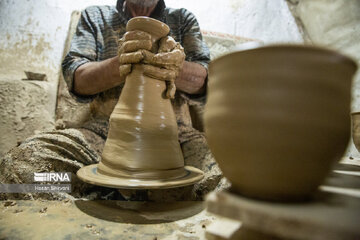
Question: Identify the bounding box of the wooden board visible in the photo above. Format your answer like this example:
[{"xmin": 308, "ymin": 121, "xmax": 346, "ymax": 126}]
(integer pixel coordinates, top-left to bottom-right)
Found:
[{"xmin": 206, "ymin": 162, "xmax": 360, "ymax": 240}]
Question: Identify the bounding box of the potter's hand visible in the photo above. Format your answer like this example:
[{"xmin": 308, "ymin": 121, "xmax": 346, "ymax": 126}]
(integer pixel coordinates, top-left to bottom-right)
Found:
[
  {"xmin": 118, "ymin": 33, "xmax": 185, "ymax": 99},
  {"xmin": 142, "ymin": 36, "xmax": 186, "ymax": 99},
  {"xmin": 117, "ymin": 30, "xmax": 153, "ymax": 77}
]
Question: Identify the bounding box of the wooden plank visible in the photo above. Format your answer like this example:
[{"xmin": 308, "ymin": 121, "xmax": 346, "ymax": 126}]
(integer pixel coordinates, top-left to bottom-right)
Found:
[{"xmin": 206, "ymin": 163, "xmax": 360, "ymax": 240}]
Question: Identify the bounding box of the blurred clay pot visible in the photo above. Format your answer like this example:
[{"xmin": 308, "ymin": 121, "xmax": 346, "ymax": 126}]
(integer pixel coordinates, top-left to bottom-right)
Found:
[
  {"xmin": 204, "ymin": 45, "xmax": 357, "ymax": 201},
  {"xmin": 351, "ymin": 112, "xmax": 360, "ymax": 152}
]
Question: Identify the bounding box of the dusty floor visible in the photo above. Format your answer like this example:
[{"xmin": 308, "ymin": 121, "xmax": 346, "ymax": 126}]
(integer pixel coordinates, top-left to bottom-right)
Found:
[
  {"xmin": 1, "ymin": 159, "xmax": 359, "ymax": 240},
  {"xmin": 0, "ymin": 200, "xmax": 216, "ymax": 240}
]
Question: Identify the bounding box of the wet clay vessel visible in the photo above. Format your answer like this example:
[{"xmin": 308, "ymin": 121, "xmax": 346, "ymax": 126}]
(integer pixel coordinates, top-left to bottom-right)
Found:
[
  {"xmin": 77, "ymin": 17, "xmax": 203, "ymax": 189},
  {"xmin": 204, "ymin": 45, "xmax": 357, "ymax": 201},
  {"xmin": 351, "ymin": 112, "xmax": 360, "ymax": 152}
]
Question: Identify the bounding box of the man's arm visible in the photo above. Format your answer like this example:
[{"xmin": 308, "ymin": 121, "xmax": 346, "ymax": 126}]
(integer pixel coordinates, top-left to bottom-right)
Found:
[
  {"xmin": 74, "ymin": 57, "xmax": 206, "ymax": 96},
  {"xmin": 176, "ymin": 9, "xmax": 210, "ymax": 97},
  {"xmin": 176, "ymin": 61, "xmax": 207, "ymax": 95},
  {"xmin": 73, "ymin": 56, "xmax": 122, "ymax": 96}
]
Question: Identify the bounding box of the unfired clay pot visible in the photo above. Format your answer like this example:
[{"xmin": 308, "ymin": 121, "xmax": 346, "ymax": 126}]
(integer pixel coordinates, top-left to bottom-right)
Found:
[
  {"xmin": 351, "ymin": 112, "xmax": 360, "ymax": 153},
  {"xmin": 204, "ymin": 45, "xmax": 357, "ymax": 201},
  {"xmin": 77, "ymin": 17, "xmax": 203, "ymax": 189}
]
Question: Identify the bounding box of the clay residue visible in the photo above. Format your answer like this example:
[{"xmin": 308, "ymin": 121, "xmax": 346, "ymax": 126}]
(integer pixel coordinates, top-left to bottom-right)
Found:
[
  {"xmin": 0, "ymin": 80, "xmax": 54, "ymax": 157},
  {"xmin": 202, "ymin": 33, "xmax": 260, "ymax": 60},
  {"xmin": 285, "ymin": 0, "xmax": 312, "ymax": 44},
  {"xmin": 0, "ymin": 31, "xmax": 56, "ymax": 81},
  {"xmin": 0, "ymin": 200, "xmax": 216, "ymax": 240}
]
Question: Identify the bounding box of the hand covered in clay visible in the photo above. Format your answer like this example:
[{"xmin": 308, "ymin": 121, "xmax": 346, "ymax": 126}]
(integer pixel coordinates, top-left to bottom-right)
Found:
[
  {"xmin": 143, "ymin": 36, "xmax": 185, "ymax": 99},
  {"xmin": 118, "ymin": 32, "xmax": 185, "ymax": 99},
  {"xmin": 118, "ymin": 30, "xmax": 153, "ymax": 77}
]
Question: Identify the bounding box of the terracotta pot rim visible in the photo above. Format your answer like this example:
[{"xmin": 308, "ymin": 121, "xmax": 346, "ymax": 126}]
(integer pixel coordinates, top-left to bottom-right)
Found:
[{"xmin": 210, "ymin": 44, "xmax": 357, "ymax": 71}]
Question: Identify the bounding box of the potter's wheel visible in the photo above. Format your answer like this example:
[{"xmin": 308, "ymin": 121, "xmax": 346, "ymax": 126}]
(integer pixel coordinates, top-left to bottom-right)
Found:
[{"xmin": 77, "ymin": 164, "xmax": 203, "ymax": 189}]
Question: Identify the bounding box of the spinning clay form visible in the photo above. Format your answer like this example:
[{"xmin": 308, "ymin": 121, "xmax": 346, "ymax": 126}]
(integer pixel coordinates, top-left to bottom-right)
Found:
[{"xmin": 77, "ymin": 17, "xmax": 203, "ymax": 189}]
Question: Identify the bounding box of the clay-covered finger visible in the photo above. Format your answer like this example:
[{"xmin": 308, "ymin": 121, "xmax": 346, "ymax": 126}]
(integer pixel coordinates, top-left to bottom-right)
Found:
[
  {"xmin": 119, "ymin": 64, "xmax": 131, "ymax": 77},
  {"xmin": 152, "ymin": 49, "xmax": 185, "ymax": 66},
  {"xmin": 123, "ymin": 30, "xmax": 152, "ymax": 41},
  {"xmin": 119, "ymin": 40, "xmax": 152, "ymax": 53},
  {"xmin": 158, "ymin": 36, "xmax": 177, "ymax": 53},
  {"xmin": 143, "ymin": 64, "xmax": 177, "ymax": 81},
  {"xmin": 118, "ymin": 37, "xmax": 125, "ymax": 48},
  {"xmin": 141, "ymin": 49, "xmax": 155, "ymax": 64},
  {"xmin": 119, "ymin": 51, "xmax": 144, "ymax": 64},
  {"xmin": 117, "ymin": 38, "xmax": 125, "ymax": 55},
  {"xmin": 166, "ymin": 82, "xmax": 176, "ymax": 99}
]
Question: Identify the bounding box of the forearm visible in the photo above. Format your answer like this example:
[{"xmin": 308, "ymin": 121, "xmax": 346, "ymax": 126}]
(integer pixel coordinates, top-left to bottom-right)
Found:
[
  {"xmin": 74, "ymin": 56, "xmax": 123, "ymax": 95},
  {"xmin": 175, "ymin": 61, "xmax": 207, "ymax": 95}
]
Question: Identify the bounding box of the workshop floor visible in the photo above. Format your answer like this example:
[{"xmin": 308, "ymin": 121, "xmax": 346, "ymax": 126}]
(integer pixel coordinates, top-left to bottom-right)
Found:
[
  {"xmin": 1, "ymin": 158, "xmax": 359, "ymax": 240},
  {"xmin": 0, "ymin": 200, "xmax": 216, "ymax": 240}
]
